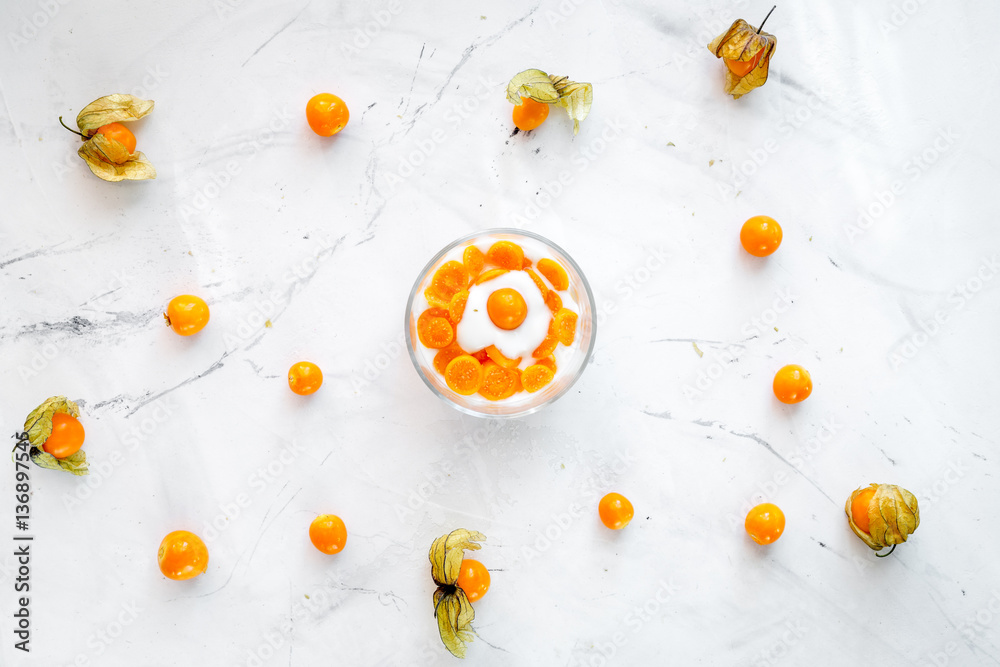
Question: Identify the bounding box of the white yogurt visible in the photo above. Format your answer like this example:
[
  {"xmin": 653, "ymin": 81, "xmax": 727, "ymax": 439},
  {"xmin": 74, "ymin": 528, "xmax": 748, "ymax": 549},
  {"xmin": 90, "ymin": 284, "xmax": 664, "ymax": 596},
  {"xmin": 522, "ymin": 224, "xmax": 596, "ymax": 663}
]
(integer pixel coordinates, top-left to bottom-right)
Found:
[
  {"xmin": 457, "ymin": 270, "xmax": 549, "ymax": 361},
  {"xmin": 412, "ymin": 234, "xmax": 584, "ymax": 402}
]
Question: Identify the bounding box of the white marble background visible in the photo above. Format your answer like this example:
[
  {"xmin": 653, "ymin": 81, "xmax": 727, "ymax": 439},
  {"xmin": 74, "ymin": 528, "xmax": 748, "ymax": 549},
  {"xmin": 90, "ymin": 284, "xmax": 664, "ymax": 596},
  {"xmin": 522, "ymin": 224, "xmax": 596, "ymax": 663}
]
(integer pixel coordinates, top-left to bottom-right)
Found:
[{"xmin": 1, "ymin": 0, "xmax": 998, "ymax": 665}]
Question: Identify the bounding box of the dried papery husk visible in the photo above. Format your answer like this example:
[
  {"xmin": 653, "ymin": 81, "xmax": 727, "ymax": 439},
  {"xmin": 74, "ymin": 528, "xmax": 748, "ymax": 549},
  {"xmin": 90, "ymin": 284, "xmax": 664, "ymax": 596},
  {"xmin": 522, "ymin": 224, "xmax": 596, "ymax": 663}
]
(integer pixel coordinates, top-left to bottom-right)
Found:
[
  {"xmin": 845, "ymin": 483, "xmax": 919, "ymax": 551},
  {"xmin": 429, "ymin": 529, "xmax": 486, "ymax": 658},
  {"xmin": 507, "ymin": 69, "xmax": 593, "ymax": 134},
  {"xmin": 21, "ymin": 396, "xmax": 89, "ymax": 476},
  {"xmin": 68, "ymin": 94, "xmax": 156, "ymax": 181},
  {"xmin": 707, "ymin": 19, "xmax": 777, "ymax": 99},
  {"xmin": 75, "ymin": 94, "xmax": 154, "ymax": 135},
  {"xmin": 433, "ymin": 586, "xmax": 476, "ymax": 659},
  {"xmin": 78, "ymin": 132, "xmax": 156, "ymax": 181}
]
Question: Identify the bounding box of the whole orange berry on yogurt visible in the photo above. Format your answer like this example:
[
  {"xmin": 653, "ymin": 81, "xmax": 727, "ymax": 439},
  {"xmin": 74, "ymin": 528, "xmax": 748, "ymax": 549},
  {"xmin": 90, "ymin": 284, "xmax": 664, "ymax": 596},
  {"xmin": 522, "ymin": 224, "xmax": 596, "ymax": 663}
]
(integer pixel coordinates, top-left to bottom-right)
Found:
[{"xmin": 486, "ymin": 288, "xmax": 528, "ymax": 330}]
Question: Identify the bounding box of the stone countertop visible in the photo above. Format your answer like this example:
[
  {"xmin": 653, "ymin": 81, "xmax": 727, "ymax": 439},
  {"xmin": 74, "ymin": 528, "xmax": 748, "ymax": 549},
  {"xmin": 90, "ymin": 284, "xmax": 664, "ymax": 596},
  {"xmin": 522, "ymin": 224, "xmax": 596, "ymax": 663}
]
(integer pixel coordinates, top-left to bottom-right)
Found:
[{"xmin": 1, "ymin": 0, "xmax": 998, "ymax": 665}]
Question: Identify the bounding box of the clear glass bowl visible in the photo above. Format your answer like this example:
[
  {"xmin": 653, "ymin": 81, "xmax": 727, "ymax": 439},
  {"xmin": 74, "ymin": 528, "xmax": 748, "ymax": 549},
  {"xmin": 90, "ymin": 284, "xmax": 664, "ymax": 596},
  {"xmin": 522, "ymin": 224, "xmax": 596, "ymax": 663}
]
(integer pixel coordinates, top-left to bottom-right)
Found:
[{"xmin": 405, "ymin": 229, "xmax": 596, "ymax": 418}]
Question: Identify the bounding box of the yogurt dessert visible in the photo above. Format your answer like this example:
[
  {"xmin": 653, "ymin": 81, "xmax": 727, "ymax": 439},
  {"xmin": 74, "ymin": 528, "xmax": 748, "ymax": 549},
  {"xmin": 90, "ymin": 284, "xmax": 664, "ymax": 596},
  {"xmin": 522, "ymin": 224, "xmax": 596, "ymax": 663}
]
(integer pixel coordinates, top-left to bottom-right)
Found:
[{"xmin": 407, "ymin": 230, "xmax": 594, "ymax": 416}]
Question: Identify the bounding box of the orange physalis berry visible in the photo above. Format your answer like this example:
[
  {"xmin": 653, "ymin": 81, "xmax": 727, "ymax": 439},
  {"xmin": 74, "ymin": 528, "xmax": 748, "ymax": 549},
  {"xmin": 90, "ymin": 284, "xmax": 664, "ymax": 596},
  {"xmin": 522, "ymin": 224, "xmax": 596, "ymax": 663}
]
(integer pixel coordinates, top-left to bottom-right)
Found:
[
  {"xmin": 553, "ymin": 308, "xmax": 578, "ymax": 346},
  {"xmin": 424, "ymin": 287, "xmax": 451, "ymax": 310},
  {"xmin": 532, "ymin": 324, "xmax": 559, "ymax": 359},
  {"xmin": 288, "ymin": 361, "xmax": 323, "ymax": 395},
  {"xmin": 433, "ymin": 343, "xmax": 465, "ymax": 376},
  {"xmin": 306, "ymin": 93, "xmax": 349, "ymax": 136},
  {"xmin": 534, "ymin": 356, "xmax": 557, "ymax": 373},
  {"xmin": 745, "ymin": 503, "xmax": 785, "ymax": 545},
  {"xmin": 544, "ymin": 290, "xmax": 563, "ymax": 314},
  {"xmin": 520, "ymin": 364, "xmax": 554, "ymax": 393},
  {"xmin": 486, "ymin": 288, "xmax": 527, "ymax": 330},
  {"xmin": 524, "ymin": 268, "xmax": 548, "ymax": 297},
  {"xmin": 463, "ymin": 246, "xmax": 486, "ymax": 277},
  {"xmin": 598, "ymin": 493, "xmax": 634, "ymax": 530},
  {"xmin": 725, "ymin": 48, "xmax": 765, "ymax": 77},
  {"xmin": 740, "ymin": 215, "xmax": 782, "ymax": 257},
  {"xmin": 475, "ymin": 268, "xmax": 509, "ymax": 285},
  {"xmin": 486, "ymin": 241, "xmax": 524, "ymax": 270},
  {"xmin": 309, "ymin": 514, "xmax": 348, "ymax": 554},
  {"xmin": 772, "ymin": 365, "xmax": 812, "ymax": 404},
  {"xmin": 96, "ymin": 122, "xmax": 137, "ymax": 153},
  {"xmin": 512, "ymin": 97, "xmax": 550, "ymax": 132},
  {"xmin": 158, "ymin": 530, "xmax": 209, "ymax": 580},
  {"xmin": 164, "ymin": 295, "xmax": 210, "ymax": 336},
  {"xmin": 849, "ymin": 486, "xmax": 877, "ymax": 534},
  {"xmin": 431, "ymin": 261, "xmax": 471, "ymax": 300},
  {"xmin": 536, "ymin": 258, "xmax": 569, "ymax": 291},
  {"xmin": 417, "ymin": 308, "xmax": 455, "ymax": 349},
  {"xmin": 445, "ymin": 355, "xmax": 484, "ymax": 395},
  {"xmin": 42, "ymin": 412, "xmax": 85, "ymax": 459},
  {"xmin": 478, "ymin": 361, "xmax": 518, "ymax": 401},
  {"xmin": 485, "ymin": 344, "xmax": 521, "ymax": 369},
  {"xmin": 456, "ymin": 558, "xmax": 491, "ymax": 602},
  {"xmin": 449, "ymin": 290, "xmax": 469, "ymax": 324}
]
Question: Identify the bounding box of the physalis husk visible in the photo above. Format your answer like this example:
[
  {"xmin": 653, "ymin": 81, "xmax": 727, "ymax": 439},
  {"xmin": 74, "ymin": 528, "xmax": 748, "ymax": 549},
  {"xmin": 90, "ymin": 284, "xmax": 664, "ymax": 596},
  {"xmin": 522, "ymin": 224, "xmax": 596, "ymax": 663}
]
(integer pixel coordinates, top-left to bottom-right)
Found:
[
  {"xmin": 18, "ymin": 396, "xmax": 89, "ymax": 476},
  {"xmin": 845, "ymin": 483, "xmax": 920, "ymax": 555},
  {"xmin": 429, "ymin": 528, "xmax": 486, "ymax": 658},
  {"xmin": 62, "ymin": 94, "xmax": 156, "ymax": 181},
  {"xmin": 707, "ymin": 8, "xmax": 777, "ymax": 99},
  {"xmin": 507, "ymin": 69, "xmax": 593, "ymax": 135}
]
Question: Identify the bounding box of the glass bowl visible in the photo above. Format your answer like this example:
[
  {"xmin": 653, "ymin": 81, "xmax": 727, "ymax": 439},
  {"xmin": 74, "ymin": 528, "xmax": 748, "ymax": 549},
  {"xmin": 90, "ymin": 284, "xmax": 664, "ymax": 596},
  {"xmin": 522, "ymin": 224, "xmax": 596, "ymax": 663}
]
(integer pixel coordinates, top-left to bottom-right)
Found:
[{"xmin": 405, "ymin": 228, "xmax": 596, "ymax": 418}]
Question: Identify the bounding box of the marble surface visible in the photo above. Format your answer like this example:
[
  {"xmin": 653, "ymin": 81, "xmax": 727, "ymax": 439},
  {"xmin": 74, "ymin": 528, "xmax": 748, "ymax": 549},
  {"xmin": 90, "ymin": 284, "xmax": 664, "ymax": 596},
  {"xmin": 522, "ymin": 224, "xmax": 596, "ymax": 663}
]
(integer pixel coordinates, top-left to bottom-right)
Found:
[{"xmin": 1, "ymin": 0, "xmax": 999, "ymax": 665}]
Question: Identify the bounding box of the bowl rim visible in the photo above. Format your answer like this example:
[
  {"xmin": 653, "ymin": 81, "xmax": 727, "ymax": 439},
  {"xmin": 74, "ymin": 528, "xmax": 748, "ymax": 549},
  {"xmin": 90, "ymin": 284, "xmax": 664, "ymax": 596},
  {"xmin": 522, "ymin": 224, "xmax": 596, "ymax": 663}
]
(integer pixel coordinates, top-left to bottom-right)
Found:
[{"xmin": 404, "ymin": 228, "xmax": 597, "ymax": 418}]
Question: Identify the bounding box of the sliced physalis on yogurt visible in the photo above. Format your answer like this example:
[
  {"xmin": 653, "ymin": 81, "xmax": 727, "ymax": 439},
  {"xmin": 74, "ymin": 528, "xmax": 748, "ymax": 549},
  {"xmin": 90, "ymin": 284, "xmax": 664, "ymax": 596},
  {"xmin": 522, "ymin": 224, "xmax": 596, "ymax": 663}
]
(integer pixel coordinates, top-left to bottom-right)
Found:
[{"xmin": 417, "ymin": 239, "xmax": 579, "ymax": 400}]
